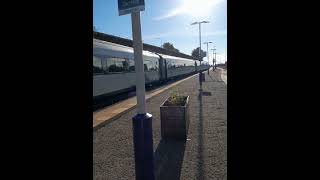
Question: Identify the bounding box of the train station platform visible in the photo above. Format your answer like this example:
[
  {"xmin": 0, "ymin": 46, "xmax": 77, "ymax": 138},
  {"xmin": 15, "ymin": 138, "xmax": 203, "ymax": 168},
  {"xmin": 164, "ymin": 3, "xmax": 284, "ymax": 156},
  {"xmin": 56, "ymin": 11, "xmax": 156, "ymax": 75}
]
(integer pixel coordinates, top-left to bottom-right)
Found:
[{"xmin": 93, "ymin": 68, "xmax": 227, "ymax": 180}]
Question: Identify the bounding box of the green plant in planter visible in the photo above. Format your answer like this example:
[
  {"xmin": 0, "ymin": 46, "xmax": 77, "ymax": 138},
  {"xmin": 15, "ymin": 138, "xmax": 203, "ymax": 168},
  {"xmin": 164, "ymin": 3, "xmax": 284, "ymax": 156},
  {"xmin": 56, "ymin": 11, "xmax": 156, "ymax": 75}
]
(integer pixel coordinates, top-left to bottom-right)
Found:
[
  {"xmin": 166, "ymin": 88, "xmax": 186, "ymax": 106},
  {"xmin": 160, "ymin": 89, "xmax": 190, "ymax": 140}
]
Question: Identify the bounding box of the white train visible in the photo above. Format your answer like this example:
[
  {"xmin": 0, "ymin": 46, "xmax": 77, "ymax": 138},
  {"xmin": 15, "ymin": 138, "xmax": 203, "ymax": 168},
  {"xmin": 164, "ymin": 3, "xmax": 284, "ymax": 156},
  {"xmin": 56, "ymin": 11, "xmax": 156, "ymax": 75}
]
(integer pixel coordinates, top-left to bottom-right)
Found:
[{"xmin": 93, "ymin": 38, "xmax": 209, "ymax": 99}]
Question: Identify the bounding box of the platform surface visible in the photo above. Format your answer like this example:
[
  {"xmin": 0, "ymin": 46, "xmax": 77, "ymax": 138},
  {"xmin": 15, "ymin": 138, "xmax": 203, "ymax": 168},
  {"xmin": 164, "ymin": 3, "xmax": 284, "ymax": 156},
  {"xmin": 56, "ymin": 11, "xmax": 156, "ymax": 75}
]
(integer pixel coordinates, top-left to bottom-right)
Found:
[{"xmin": 93, "ymin": 68, "xmax": 227, "ymax": 180}]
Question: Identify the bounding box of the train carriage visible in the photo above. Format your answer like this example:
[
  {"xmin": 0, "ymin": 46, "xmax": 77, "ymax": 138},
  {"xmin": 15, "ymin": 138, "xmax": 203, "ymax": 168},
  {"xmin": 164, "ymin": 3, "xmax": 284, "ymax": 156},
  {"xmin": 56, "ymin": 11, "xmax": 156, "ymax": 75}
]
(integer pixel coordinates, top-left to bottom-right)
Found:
[{"xmin": 93, "ymin": 39, "xmax": 209, "ymax": 99}]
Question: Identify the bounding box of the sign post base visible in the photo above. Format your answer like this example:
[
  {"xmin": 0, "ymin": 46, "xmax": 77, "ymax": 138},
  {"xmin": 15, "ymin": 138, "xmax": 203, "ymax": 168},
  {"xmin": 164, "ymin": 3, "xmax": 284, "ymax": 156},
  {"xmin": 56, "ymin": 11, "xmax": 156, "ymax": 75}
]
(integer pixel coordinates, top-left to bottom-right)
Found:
[{"xmin": 132, "ymin": 113, "xmax": 155, "ymax": 180}]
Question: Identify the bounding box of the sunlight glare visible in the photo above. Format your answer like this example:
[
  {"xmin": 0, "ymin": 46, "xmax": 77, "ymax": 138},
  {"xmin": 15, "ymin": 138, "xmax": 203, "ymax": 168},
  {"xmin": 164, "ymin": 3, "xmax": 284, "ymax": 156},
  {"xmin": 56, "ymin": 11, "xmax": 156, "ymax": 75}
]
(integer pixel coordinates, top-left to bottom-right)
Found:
[{"xmin": 180, "ymin": 0, "xmax": 223, "ymax": 18}]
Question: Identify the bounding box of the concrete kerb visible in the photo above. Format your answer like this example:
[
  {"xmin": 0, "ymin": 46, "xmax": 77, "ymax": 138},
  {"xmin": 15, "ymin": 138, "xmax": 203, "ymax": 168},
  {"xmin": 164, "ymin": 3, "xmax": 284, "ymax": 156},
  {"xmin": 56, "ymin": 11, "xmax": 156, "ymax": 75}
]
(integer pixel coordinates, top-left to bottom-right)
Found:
[{"xmin": 93, "ymin": 105, "xmax": 137, "ymax": 131}]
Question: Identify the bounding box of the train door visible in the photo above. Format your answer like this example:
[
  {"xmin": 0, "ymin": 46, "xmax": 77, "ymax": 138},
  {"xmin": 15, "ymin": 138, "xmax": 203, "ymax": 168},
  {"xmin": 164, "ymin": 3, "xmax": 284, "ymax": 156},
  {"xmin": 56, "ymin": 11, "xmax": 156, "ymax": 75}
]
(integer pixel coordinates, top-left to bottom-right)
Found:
[
  {"xmin": 164, "ymin": 59, "xmax": 168, "ymax": 80},
  {"xmin": 159, "ymin": 57, "xmax": 165, "ymax": 81},
  {"xmin": 195, "ymin": 61, "xmax": 198, "ymax": 72}
]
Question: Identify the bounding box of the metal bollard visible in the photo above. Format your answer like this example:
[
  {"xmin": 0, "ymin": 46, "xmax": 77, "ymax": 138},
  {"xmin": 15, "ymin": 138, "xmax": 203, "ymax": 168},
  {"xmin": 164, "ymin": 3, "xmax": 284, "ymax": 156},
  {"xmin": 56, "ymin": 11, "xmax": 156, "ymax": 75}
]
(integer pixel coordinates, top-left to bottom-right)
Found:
[{"xmin": 132, "ymin": 113, "xmax": 155, "ymax": 180}]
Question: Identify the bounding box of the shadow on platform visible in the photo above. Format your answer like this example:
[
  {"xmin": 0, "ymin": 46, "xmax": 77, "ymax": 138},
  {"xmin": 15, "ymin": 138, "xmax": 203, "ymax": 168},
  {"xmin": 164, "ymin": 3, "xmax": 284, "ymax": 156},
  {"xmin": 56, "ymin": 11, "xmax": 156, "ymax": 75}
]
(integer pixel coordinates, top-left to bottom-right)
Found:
[
  {"xmin": 153, "ymin": 91, "xmax": 206, "ymax": 180},
  {"xmin": 154, "ymin": 139, "xmax": 186, "ymax": 180},
  {"xmin": 197, "ymin": 92, "xmax": 205, "ymax": 180}
]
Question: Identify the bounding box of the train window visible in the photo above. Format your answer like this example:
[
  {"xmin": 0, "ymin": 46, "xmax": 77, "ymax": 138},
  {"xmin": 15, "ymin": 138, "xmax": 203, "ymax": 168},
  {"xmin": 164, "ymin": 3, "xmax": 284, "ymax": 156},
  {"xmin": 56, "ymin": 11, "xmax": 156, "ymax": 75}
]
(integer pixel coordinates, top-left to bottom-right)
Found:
[
  {"xmin": 171, "ymin": 60, "xmax": 176, "ymax": 68},
  {"xmin": 123, "ymin": 60, "xmax": 129, "ymax": 70},
  {"xmin": 93, "ymin": 56, "xmax": 103, "ymax": 74},
  {"xmin": 129, "ymin": 59, "xmax": 135, "ymax": 71},
  {"xmin": 149, "ymin": 64, "xmax": 155, "ymax": 71},
  {"xmin": 173, "ymin": 61, "xmax": 177, "ymax": 69},
  {"xmin": 166, "ymin": 60, "xmax": 171, "ymax": 69},
  {"xmin": 171, "ymin": 60, "xmax": 177, "ymax": 69},
  {"xmin": 166, "ymin": 60, "xmax": 172, "ymax": 69},
  {"xmin": 101, "ymin": 58, "xmax": 108, "ymax": 72},
  {"xmin": 178, "ymin": 61, "xmax": 184, "ymax": 67},
  {"xmin": 144, "ymin": 60, "xmax": 157, "ymax": 71},
  {"xmin": 172, "ymin": 60, "xmax": 183, "ymax": 68},
  {"xmin": 152, "ymin": 60, "xmax": 159, "ymax": 71},
  {"xmin": 107, "ymin": 57, "xmax": 128, "ymax": 73},
  {"xmin": 144, "ymin": 60, "xmax": 151, "ymax": 71}
]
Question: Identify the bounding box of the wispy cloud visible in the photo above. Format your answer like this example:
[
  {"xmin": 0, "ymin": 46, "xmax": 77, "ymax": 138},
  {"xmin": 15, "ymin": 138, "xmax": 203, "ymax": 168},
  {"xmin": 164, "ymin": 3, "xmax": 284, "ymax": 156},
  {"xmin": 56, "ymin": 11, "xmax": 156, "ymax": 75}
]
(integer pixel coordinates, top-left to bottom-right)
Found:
[
  {"xmin": 153, "ymin": 0, "xmax": 225, "ymax": 21},
  {"xmin": 143, "ymin": 29, "xmax": 227, "ymax": 41},
  {"xmin": 153, "ymin": 7, "xmax": 185, "ymax": 21},
  {"xmin": 143, "ymin": 32, "xmax": 175, "ymax": 40},
  {"xmin": 201, "ymin": 30, "xmax": 227, "ymax": 37}
]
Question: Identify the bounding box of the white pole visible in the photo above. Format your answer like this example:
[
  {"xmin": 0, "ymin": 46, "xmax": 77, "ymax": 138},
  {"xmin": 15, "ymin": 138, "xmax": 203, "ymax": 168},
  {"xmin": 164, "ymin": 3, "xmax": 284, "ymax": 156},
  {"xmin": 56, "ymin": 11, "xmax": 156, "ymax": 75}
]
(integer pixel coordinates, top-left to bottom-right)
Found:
[
  {"xmin": 215, "ymin": 51, "xmax": 217, "ymax": 68},
  {"xmin": 225, "ymin": 47, "xmax": 227, "ymax": 63},
  {"xmin": 131, "ymin": 11, "xmax": 146, "ymax": 114},
  {"xmin": 207, "ymin": 43, "xmax": 209, "ymax": 63},
  {"xmin": 199, "ymin": 23, "xmax": 202, "ymax": 65},
  {"xmin": 199, "ymin": 23, "xmax": 202, "ymax": 90},
  {"xmin": 210, "ymin": 48, "xmax": 214, "ymax": 69}
]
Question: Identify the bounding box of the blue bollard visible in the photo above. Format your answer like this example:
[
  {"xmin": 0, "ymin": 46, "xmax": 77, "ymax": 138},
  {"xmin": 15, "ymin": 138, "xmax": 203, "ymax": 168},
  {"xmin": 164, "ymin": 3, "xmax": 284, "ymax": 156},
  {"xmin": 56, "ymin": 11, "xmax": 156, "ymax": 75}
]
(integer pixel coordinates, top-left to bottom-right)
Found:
[{"xmin": 132, "ymin": 113, "xmax": 155, "ymax": 180}]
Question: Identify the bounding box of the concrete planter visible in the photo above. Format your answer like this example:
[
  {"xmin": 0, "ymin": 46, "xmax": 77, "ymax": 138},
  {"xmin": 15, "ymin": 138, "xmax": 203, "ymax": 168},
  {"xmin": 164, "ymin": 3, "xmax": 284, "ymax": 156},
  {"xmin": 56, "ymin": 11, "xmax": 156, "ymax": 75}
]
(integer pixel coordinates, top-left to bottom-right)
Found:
[{"xmin": 160, "ymin": 96, "xmax": 189, "ymax": 140}]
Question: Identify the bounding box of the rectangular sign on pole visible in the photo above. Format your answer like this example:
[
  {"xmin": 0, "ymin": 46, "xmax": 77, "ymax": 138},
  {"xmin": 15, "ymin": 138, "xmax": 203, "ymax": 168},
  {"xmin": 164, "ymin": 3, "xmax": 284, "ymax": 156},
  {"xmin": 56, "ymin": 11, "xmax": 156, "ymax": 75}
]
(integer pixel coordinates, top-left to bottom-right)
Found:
[
  {"xmin": 118, "ymin": 0, "xmax": 145, "ymax": 16},
  {"xmin": 117, "ymin": 1, "xmax": 155, "ymax": 179}
]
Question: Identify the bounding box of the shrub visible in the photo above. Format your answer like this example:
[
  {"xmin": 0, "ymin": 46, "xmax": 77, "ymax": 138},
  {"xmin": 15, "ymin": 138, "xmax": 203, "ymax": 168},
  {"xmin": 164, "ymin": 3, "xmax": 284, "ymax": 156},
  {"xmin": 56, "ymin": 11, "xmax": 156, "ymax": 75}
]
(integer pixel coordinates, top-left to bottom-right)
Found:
[{"xmin": 165, "ymin": 88, "xmax": 186, "ymax": 106}]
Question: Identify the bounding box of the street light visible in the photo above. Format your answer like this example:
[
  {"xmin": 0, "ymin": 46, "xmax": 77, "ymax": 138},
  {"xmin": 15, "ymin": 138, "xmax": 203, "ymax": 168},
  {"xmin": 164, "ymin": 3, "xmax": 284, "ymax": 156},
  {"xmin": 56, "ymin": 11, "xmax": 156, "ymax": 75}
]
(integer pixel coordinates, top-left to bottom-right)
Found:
[
  {"xmin": 211, "ymin": 48, "xmax": 216, "ymax": 70},
  {"xmin": 191, "ymin": 21, "xmax": 209, "ymax": 91},
  {"xmin": 156, "ymin": 37, "xmax": 163, "ymax": 48},
  {"xmin": 203, "ymin": 41, "xmax": 213, "ymax": 64},
  {"xmin": 215, "ymin": 52, "xmax": 219, "ymax": 68},
  {"xmin": 203, "ymin": 42, "xmax": 212, "ymax": 74}
]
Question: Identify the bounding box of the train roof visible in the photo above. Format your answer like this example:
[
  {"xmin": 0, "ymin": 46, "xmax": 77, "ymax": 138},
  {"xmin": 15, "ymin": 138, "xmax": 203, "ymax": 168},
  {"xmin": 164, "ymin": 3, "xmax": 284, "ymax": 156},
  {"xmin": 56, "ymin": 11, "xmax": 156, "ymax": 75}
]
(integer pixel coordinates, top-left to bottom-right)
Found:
[
  {"xmin": 94, "ymin": 32, "xmax": 196, "ymax": 59},
  {"xmin": 93, "ymin": 38, "xmax": 200, "ymax": 63},
  {"xmin": 93, "ymin": 39, "xmax": 159, "ymax": 59},
  {"xmin": 158, "ymin": 53, "xmax": 198, "ymax": 62}
]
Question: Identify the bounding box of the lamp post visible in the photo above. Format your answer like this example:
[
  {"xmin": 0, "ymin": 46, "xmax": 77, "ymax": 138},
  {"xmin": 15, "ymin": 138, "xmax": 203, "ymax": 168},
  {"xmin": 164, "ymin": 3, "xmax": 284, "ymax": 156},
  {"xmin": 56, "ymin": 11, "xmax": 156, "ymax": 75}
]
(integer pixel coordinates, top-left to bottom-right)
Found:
[
  {"xmin": 203, "ymin": 41, "xmax": 212, "ymax": 73},
  {"xmin": 215, "ymin": 52, "xmax": 219, "ymax": 68},
  {"xmin": 156, "ymin": 37, "xmax": 163, "ymax": 48},
  {"xmin": 211, "ymin": 48, "xmax": 216, "ymax": 71},
  {"xmin": 203, "ymin": 42, "xmax": 212, "ymax": 62},
  {"xmin": 225, "ymin": 47, "xmax": 227, "ymax": 68},
  {"xmin": 191, "ymin": 21, "xmax": 209, "ymax": 91},
  {"xmin": 215, "ymin": 51, "xmax": 217, "ymax": 69}
]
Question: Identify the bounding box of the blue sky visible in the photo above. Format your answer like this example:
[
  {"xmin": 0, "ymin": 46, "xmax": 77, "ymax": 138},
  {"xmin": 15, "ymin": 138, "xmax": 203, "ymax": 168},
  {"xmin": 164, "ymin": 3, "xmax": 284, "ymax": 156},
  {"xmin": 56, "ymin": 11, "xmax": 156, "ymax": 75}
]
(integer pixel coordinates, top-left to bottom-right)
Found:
[{"xmin": 93, "ymin": 0, "xmax": 227, "ymax": 64}]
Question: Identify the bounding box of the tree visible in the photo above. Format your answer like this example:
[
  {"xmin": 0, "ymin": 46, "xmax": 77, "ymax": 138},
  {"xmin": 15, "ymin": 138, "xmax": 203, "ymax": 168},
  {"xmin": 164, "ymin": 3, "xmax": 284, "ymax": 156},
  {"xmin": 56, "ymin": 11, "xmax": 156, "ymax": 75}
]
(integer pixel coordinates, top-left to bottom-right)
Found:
[
  {"xmin": 162, "ymin": 42, "xmax": 180, "ymax": 53},
  {"xmin": 191, "ymin": 47, "xmax": 206, "ymax": 61}
]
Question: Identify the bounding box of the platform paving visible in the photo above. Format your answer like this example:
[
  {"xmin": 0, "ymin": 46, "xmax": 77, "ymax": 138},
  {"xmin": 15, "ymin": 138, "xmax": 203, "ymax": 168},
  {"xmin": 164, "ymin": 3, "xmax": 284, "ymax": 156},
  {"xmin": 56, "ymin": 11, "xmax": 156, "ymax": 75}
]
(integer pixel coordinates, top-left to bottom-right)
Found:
[{"xmin": 93, "ymin": 68, "xmax": 227, "ymax": 180}]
